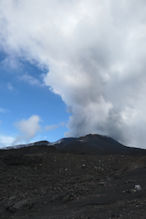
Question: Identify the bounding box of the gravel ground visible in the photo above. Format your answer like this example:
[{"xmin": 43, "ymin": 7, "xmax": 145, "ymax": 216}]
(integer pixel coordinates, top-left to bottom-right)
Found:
[{"xmin": 0, "ymin": 146, "xmax": 146, "ymax": 219}]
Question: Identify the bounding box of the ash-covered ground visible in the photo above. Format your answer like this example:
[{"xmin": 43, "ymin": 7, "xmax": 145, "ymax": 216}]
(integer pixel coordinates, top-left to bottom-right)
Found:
[{"xmin": 1, "ymin": 135, "xmax": 146, "ymax": 219}]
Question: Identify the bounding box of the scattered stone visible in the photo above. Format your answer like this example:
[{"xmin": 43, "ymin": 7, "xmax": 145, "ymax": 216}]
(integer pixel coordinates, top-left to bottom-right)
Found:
[
  {"xmin": 1, "ymin": 139, "xmax": 146, "ymax": 219},
  {"xmin": 94, "ymin": 166, "xmax": 98, "ymax": 170},
  {"xmin": 123, "ymin": 184, "xmax": 142, "ymax": 194},
  {"xmin": 6, "ymin": 198, "xmax": 34, "ymax": 213},
  {"xmin": 63, "ymin": 193, "xmax": 77, "ymax": 202},
  {"xmin": 82, "ymin": 164, "xmax": 86, "ymax": 168},
  {"xmin": 98, "ymin": 181, "xmax": 105, "ymax": 186},
  {"xmin": 134, "ymin": 184, "xmax": 142, "ymax": 192}
]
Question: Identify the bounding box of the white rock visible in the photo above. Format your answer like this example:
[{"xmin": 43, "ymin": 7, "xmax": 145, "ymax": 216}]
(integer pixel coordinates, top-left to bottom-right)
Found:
[
  {"xmin": 134, "ymin": 184, "xmax": 142, "ymax": 191},
  {"xmin": 82, "ymin": 164, "xmax": 86, "ymax": 167}
]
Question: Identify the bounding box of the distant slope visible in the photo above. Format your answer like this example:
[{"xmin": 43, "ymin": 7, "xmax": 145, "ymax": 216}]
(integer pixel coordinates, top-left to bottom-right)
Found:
[
  {"xmin": 2, "ymin": 134, "xmax": 146, "ymax": 155},
  {"xmin": 54, "ymin": 134, "xmax": 146, "ymax": 155}
]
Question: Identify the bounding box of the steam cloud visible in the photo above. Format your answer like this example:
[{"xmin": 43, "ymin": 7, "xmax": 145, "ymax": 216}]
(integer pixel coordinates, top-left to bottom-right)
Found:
[
  {"xmin": 1, "ymin": 0, "xmax": 146, "ymax": 147},
  {"xmin": 15, "ymin": 115, "xmax": 41, "ymax": 143}
]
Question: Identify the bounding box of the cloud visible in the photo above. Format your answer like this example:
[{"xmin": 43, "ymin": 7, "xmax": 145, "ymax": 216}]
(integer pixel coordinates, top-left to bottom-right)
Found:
[
  {"xmin": 0, "ymin": 135, "xmax": 15, "ymax": 148},
  {"xmin": 15, "ymin": 115, "xmax": 41, "ymax": 143},
  {"xmin": 1, "ymin": 1, "xmax": 146, "ymax": 147},
  {"xmin": 45, "ymin": 122, "xmax": 65, "ymax": 131},
  {"xmin": 1, "ymin": 55, "xmax": 21, "ymax": 71},
  {"xmin": 18, "ymin": 73, "xmax": 43, "ymax": 87}
]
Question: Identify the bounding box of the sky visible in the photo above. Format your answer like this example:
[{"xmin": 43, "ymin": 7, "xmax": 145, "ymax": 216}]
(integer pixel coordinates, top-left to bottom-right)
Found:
[
  {"xmin": 0, "ymin": 53, "xmax": 69, "ymax": 146},
  {"xmin": 0, "ymin": 0, "xmax": 146, "ymax": 148}
]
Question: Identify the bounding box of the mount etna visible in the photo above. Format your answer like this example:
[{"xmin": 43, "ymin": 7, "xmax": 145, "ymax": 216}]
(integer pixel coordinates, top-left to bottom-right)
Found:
[{"xmin": 1, "ymin": 134, "xmax": 146, "ymax": 218}]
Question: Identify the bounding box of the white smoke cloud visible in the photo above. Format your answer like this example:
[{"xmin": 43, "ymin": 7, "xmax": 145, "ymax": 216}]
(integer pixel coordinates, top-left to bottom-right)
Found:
[
  {"xmin": 15, "ymin": 115, "xmax": 41, "ymax": 143},
  {"xmin": 45, "ymin": 122, "xmax": 65, "ymax": 131},
  {"xmin": 0, "ymin": 115, "xmax": 41, "ymax": 147},
  {"xmin": 1, "ymin": 0, "xmax": 146, "ymax": 147},
  {"xmin": 18, "ymin": 73, "xmax": 43, "ymax": 87},
  {"xmin": 0, "ymin": 135, "xmax": 15, "ymax": 148}
]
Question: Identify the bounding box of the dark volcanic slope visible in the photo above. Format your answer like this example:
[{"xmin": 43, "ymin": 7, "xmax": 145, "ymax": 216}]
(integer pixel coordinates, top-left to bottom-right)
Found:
[
  {"xmin": 1, "ymin": 135, "xmax": 146, "ymax": 219},
  {"xmin": 4, "ymin": 134, "xmax": 146, "ymax": 155},
  {"xmin": 54, "ymin": 134, "xmax": 146, "ymax": 155}
]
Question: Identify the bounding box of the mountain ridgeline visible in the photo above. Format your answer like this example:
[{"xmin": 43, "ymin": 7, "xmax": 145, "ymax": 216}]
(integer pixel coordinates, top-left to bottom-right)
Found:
[{"xmin": 4, "ymin": 134, "xmax": 146, "ymax": 155}]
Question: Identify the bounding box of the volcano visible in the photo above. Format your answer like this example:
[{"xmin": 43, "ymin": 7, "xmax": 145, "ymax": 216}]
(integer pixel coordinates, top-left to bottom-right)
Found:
[
  {"xmin": 1, "ymin": 134, "xmax": 146, "ymax": 219},
  {"xmin": 5, "ymin": 134, "xmax": 146, "ymax": 155}
]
